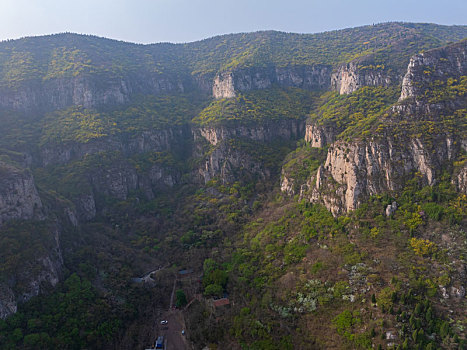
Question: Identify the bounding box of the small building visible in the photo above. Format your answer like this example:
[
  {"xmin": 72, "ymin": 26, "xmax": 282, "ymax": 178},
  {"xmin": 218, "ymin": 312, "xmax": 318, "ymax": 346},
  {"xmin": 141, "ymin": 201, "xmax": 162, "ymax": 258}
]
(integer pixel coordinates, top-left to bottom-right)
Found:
[{"xmin": 213, "ymin": 298, "xmax": 230, "ymax": 308}]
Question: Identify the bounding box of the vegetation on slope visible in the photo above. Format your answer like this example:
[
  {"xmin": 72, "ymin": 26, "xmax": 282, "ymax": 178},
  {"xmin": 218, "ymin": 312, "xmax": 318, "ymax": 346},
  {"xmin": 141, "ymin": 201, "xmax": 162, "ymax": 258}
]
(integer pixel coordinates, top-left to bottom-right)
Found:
[
  {"xmin": 309, "ymin": 86, "xmax": 399, "ymax": 141},
  {"xmin": 1, "ymin": 22, "xmax": 466, "ymax": 88},
  {"xmin": 0, "ymin": 24, "xmax": 467, "ymax": 350},
  {"xmin": 193, "ymin": 86, "xmax": 318, "ymax": 126},
  {"xmin": 40, "ymin": 93, "xmax": 209, "ymax": 144}
]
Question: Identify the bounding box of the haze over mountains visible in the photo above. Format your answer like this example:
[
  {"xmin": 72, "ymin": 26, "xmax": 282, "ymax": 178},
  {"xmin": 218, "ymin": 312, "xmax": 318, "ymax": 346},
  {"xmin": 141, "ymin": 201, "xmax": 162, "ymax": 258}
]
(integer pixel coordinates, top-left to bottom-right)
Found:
[{"xmin": 0, "ymin": 22, "xmax": 466, "ymax": 349}]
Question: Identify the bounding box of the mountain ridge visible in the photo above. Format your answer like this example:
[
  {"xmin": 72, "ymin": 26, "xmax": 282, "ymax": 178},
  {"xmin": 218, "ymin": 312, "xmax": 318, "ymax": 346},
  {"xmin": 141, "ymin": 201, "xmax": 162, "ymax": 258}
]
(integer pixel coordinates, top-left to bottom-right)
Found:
[{"xmin": 0, "ymin": 23, "xmax": 466, "ymax": 350}]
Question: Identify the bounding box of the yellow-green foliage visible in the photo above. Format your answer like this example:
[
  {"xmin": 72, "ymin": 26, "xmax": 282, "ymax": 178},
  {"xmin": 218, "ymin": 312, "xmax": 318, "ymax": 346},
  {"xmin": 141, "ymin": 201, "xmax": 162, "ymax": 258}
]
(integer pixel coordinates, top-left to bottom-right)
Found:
[
  {"xmin": 45, "ymin": 47, "xmax": 95, "ymax": 79},
  {"xmin": 40, "ymin": 93, "xmax": 208, "ymax": 144},
  {"xmin": 410, "ymin": 237, "xmax": 437, "ymax": 257},
  {"xmin": 425, "ymin": 76, "xmax": 467, "ymax": 103},
  {"xmin": 42, "ymin": 107, "xmax": 113, "ymax": 144},
  {"xmin": 193, "ymin": 87, "xmax": 317, "ymax": 125},
  {"xmin": 309, "ymin": 86, "xmax": 399, "ymax": 141},
  {"xmin": 188, "ymin": 23, "xmax": 467, "ymax": 75},
  {"xmin": 1, "ymin": 51, "xmax": 41, "ymax": 86}
]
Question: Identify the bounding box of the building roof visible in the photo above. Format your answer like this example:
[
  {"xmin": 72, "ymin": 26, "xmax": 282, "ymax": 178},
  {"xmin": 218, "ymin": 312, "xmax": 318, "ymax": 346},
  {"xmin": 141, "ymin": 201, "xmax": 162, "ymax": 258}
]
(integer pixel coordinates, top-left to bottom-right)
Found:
[{"xmin": 213, "ymin": 298, "xmax": 230, "ymax": 307}]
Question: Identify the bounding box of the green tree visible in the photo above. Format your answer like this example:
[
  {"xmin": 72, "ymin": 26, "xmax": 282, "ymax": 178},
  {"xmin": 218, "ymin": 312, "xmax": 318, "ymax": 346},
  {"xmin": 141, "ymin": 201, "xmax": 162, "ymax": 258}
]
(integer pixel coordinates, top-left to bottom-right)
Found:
[
  {"xmin": 175, "ymin": 289, "xmax": 187, "ymax": 308},
  {"xmin": 204, "ymin": 284, "xmax": 223, "ymax": 297}
]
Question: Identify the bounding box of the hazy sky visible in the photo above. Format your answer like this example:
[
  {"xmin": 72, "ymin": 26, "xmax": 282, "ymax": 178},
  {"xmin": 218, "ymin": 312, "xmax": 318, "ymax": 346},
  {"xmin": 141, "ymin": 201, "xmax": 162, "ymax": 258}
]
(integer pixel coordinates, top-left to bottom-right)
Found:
[{"xmin": 1, "ymin": 0, "xmax": 466, "ymax": 44}]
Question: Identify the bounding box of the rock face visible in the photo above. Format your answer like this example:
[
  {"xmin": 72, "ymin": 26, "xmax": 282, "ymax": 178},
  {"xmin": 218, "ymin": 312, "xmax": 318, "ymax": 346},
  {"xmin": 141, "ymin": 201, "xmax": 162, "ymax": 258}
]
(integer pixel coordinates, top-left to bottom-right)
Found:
[
  {"xmin": 309, "ymin": 135, "xmax": 458, "ymax": 215},
  {"xmin": 196, "ymin": 119, "xmax": 305, "ymax": 146},
  {"xmin": 197, "ymin": 143, "xmax": 270, "ymax": 184},
  {"xmin": 211, "ymin": 56, "xmax": 398, "ymax": 99},
  {"xmin": 0, "ymin": 226, "xmax": 63, "ymax": 319},
  {"xmin": 0, "ymin": 72, "xmax": 197, "ymax": 113},
  {"xmin": 0, "ymin": 163, "xmax": 63, "ymax": 319},
  {"xmin": 69, "ymin": 161, "xmax": 180, "ymax": 220},
  {"xmin": 41, "ymin": 127, "xmax": 187, "ymax": 167},
  {"xmin": 194, "ymin": 119, "xmax": 305, "ymax": 183},
  {"xmin": 0, "ymin": 286, "xmax": 16, "ymax": 319},
  {"xmin": 212, "ymin": 65, "xmax": 332, "ymax": 99},
  {"xmin": 90, "ymin": 161, "xmax": 179, "ymax": 201},
  {"xmin": 453, "ymin": 164, "xmax": 467, "ymax": 194},
  {"xmin": 285, "ymin": 41, "xmax": 467, "ymax": 214},
  {"xmin": 74, "ymin": 194, "xmax": 97, "ymax": 221},
  {"xmin": 213, "ymin": 72, "xmax": 237, "ymax": 99},
  {"xmin": 0, "ymin": 162, "xmax": 43, "ymax": 225},
  {"xmin": 304, "ymin": 123, "xmax": 336, "ymax": 148},
  {"xmin": 280, "ymin": 172, "xmax": 295, "ymax": 196},
  {"xmin": 400, "ymin": 40, "xmax": 467, "ymax": 101},
  {"xmin": 331, "ymin": 60, "xmax": 394, "ymax": 95},
  {"xmin": 385, "ymin": 201, "xmax": 398, "ymax": 217}
]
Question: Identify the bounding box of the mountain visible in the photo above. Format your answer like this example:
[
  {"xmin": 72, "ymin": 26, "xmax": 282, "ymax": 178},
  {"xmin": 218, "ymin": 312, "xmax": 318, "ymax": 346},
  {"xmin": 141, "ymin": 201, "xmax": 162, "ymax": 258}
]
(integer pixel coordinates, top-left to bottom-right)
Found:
[{"xmin": 0, "ymin": 22, "xmax": 466, "ymax": 349}]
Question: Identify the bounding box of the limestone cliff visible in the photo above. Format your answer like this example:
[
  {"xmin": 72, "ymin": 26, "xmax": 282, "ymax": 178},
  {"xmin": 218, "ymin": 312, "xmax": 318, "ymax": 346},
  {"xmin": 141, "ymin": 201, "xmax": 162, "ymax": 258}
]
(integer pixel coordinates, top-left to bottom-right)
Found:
[
  {"xmin": 0, "ymin": 225, "xmax": 63, "ymax": 319},
  {"xmin": 196, "ymin": 143, "xmax": 270, "ymax": 184},
  {"xmin": 90, "ymin": 160, "xmax": 179, "ymax": 201},
  {"xmin": 453, "ymin": 164, "xmax": 467, "ymax": 194},
  {"xmin": 41, "ymin": 127, "xmax": 187, "ymax": 166},
  {"xmin": 400, "ymin": 40, "xmax": 467, "ymax": 101},
  {"xmin": 195, "ymin": 119, "xmax": 305, "ymax": 146},
  {"xmin": 194, "ymin": 119, "xmax": 305, "ymax": 184},
  {"xmin": 0, "ymin": 67, "xmax": 214, "ymax": 113},
  {"xmin": 331, "ymin": 60, "xmax": 394, "ymax": 95},
  {"xmin": 0, "ymin": 162, "xmax": 43, "ymax": 225},
  {"xmin": 304, "ymin": 123, "xmax": 336, "ymax": 148},
  {"xmin": 212, "ymin": 65, "xmax": 332, "ymax": 99},
  {"xmin": 287, "ymin": 41, "xmax": 467, "ymax": 214},
  {"xmin": 310, "ymin": 135, "xmax": 458, "ymax": 215}
]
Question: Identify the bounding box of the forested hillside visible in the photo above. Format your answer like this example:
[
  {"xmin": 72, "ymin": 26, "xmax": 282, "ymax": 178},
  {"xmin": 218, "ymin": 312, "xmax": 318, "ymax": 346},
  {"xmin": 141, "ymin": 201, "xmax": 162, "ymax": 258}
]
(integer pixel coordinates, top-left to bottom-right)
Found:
[{"xmin": 0, "ymin": 23, "xmax": 466, "ymax": 350}]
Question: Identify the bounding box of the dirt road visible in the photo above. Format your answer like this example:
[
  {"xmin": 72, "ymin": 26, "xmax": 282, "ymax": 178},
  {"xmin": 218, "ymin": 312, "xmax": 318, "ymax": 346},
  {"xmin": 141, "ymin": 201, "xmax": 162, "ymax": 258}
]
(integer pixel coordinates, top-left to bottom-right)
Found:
[
  {"xmin": 160, "ymin": 310, "xmax": 189, "ymax": 350},
  {"xmin": 147, "ymin": 273, "xmax": 191, "ymax": 350}
]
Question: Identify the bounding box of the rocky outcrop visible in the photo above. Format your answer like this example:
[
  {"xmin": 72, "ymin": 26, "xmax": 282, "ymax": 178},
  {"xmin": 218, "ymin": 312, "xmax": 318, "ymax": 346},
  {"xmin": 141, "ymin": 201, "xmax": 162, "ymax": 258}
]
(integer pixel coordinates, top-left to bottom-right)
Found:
[
  {"xmin": 91, "ymin": 164, "xmax": 139, "ymax": 201},
  {"xmin": 197, "ymin": 143, "xmax": 269, "ymax": 184},
  {"xmin": 41, "ymin": 127, "xmax": 187, "ymax": 167},
  {"xmin": 0, "ymin": 286, "xmax": 16, "ymax": 319},
  {"xmin": 453, "ymin": 164, "xmax": 467, "ymax": 194},
  {"xmin": 304, "ymin": 123, "xmax": 336, "ymax": 148},
  {"xmin": 89, "ymin": 161, "xmax": 179, "ymax": 202},
  {"xmin": 280, "ymin": 173, "xmax": 295, "ymax": 196},
  {"xmin": 212, "ymin": 65, "xmax": 332, "ymax": 99},
  {"xmin": 0, "ymin": 162, "xmax": 43, "ymax": 225},
  {"xmin": 280, "ymin": 172, "xmax": 313, "ymax": 198},
  {"xmin": 195, "ymin": 119, "xmax": 305, "ymax": 146},
  {"xmin": 309, "ymin": 135, "xmax": 457, "ymax": 215},
  {"xmin": 331, "ymin": 61, "xmax": 394, "ymax": 95},
  {"xmin": 74, "ymin": 194, "xmax": 97, "ymax": 221},
  {"xmin": 68, "ymin": 161, "xmax": 180, "ymax": 221},
  {"xmin": 400, "ymin": 40, "xmax": 467, "ymax": 101},
  {"xmin": 0, "ymin": 70, "xmax": 199, "ymax": 113},
  {"xmin": 0, "ymin": 225, "xmax": 63, "ymax": 319},
  {"xmin": 194, "ymin": 119, "xmax": 306, "ymax": 184},
  {"xmin": 213, "ymin": 72, "xmax": 236, "ymax": 99}
]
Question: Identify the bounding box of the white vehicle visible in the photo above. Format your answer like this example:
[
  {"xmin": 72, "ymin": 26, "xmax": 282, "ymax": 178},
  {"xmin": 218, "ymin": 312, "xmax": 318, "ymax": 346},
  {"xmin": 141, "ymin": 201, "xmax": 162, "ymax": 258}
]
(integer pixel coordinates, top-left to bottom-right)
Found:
[{"xmin": 160, "ymin": 320, "xmax": 168, "ymax": 325}]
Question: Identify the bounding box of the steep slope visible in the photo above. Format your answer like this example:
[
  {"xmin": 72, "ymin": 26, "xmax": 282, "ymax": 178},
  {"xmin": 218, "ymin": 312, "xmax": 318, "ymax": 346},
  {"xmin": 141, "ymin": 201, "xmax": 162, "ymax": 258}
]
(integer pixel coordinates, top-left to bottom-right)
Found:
[
  {"xmin": 0, "ymin": 23, "xmax": 466, "ymax": 112},
  {"xmin": 0, "ymin": 24, "xmax": 466, "ymax": 350},
  {"xmin": 282, "ymin": 40, "xmax": 467, "ymax": 215}
]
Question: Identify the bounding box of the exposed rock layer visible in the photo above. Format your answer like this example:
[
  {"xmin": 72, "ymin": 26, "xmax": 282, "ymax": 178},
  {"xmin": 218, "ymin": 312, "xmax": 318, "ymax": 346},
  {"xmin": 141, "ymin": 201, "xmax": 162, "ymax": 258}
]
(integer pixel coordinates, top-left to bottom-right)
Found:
[
  {"xmin": 400, "ymin": 40, "xmax": 467, "ymax": 100},
  {"xmin": 331, "ymin": 61, "xmax": 394, "ymax": 95},
  {"xmin": 213, "ymin": 65, "xmax": 332, "ymax": 99},
  {"xmin": 0, "ymin": 162, "xmax": 43, "ymax": 225},
  {"xmin": 304, "ymin": 123, "xmax": 336, "ymax": 148},
  {"xmin": 310, "ymin": 136, "xmax": 457, "ymax": 215}
]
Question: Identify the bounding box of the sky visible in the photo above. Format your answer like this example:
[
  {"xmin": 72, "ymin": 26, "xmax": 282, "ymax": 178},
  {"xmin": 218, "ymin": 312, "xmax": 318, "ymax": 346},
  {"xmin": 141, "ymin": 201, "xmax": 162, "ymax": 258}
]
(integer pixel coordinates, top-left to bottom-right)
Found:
[{"xmin": 1, "ymin": 0, "xmax": 466, "ymax": 44}]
